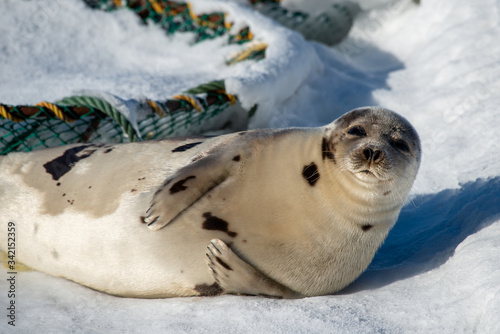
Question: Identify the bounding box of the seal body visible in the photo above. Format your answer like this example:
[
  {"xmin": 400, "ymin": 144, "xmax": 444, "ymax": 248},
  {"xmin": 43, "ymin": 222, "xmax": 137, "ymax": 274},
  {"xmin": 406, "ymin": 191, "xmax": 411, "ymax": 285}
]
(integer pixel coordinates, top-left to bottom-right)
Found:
[{"xmin": 0, "ymin": 107, "xmax": 421, "ymax": 298}]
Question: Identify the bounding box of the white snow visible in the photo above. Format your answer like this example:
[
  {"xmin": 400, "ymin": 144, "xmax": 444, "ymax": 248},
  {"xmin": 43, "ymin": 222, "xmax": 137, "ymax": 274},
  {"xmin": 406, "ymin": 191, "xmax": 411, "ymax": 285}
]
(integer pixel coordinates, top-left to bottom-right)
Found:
[{"xmin": 1, "ymin": 0, "xmax": 500, "ymax": 332}]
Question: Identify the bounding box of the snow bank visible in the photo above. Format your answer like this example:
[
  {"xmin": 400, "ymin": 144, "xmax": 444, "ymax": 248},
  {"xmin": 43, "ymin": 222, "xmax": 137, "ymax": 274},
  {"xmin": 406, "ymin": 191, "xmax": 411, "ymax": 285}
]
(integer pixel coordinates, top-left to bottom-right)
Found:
[{"xmin": 1, "ymin": 0, "xmax": 499, "ymax": 332}]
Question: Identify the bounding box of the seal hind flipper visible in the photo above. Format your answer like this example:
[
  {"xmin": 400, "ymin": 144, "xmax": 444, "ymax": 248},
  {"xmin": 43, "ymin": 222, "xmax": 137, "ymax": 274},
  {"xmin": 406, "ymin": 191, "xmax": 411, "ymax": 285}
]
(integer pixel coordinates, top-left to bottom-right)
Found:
[
  {"xmin": 206, "ymin": 239, "xmax": 302, "ymax": 299},
  {"xmin": 145, "ymin": 154, "xmax": 234, "ymax": 231}
]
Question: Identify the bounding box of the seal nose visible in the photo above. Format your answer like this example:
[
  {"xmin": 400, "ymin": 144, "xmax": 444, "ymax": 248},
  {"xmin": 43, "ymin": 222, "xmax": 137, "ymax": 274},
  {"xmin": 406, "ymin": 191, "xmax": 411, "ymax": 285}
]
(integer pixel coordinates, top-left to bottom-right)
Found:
[{"xmin": 363, "ymin": 147, "xmax": 383, "ymax": 163}]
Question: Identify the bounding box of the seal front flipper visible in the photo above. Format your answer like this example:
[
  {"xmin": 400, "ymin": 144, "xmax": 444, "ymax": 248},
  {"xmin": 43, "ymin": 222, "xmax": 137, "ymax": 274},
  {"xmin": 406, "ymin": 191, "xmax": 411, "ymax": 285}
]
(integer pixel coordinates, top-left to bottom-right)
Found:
[
  {"xmin": 206, "ymin": 239, "xmax": 303, "ymax": 299},
  {"xmin": 145, "ymin": 153, "xmax": 238, "ymax": 231}
]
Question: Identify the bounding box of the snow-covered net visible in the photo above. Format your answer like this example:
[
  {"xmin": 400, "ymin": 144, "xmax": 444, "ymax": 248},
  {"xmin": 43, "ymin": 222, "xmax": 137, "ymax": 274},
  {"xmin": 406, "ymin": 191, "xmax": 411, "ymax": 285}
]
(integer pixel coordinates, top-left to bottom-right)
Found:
[
  {"xmin": 0, "ymin": 0, "xmax": 358, "ymax": 154},
  {"xmin": 0, "ymin": 0, "xmax": 263, "ymax": 154}
]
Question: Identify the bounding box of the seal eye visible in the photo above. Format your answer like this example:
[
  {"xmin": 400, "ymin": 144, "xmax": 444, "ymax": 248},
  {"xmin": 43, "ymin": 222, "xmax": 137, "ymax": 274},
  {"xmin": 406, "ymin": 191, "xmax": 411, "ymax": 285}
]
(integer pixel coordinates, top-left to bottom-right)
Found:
[
  {"xmin": 391, "ymin": 139, "xmax": 410, "ymax": 153},
  {"xmin": 347, "ymin": 126, "xmax": 367, "ymax": 137}
]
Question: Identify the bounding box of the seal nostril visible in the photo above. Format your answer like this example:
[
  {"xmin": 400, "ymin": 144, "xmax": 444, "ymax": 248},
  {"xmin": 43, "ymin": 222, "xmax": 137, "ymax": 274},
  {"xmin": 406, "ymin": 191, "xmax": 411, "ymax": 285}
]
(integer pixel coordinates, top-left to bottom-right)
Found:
[
  {"xmin": 363, "ymin": 147, "xmax": 382, "ymax": 162},
  {"xmin": 363, "ymin": 148, "xmax": 373, "ymax": 161}
]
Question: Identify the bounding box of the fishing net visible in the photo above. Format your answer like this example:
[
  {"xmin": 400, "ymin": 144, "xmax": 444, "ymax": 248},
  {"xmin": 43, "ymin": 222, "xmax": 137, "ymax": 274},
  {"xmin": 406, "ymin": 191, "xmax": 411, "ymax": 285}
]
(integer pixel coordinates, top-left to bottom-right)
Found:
[{"xmin": 0, "ymin": 0, "xmax": 358, "ymax": 154}]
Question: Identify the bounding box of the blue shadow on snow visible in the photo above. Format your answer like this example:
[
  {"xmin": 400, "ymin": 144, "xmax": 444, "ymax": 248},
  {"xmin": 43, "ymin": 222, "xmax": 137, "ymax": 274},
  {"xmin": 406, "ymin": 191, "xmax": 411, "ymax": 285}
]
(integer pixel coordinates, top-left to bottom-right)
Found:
[{"xmin": 340, "ymin": 176, "xmax": 500, "ymax": 293}]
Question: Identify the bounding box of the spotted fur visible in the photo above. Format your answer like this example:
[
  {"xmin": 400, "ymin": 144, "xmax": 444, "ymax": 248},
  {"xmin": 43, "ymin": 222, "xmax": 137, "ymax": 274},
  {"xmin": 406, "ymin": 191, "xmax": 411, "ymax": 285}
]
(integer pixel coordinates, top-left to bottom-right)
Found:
[
  {"xmin": 302, "ymin": 162, "xmax": 320, "ymax": 186},
  {"xmin": 194, "ymin": 283, "xmax": 223, "ymax": 296},
  {"xmin": 172, "ymin": 142, "xmax": 203, "ymax": 153},
  {"xmin": 44, "ymin": 144, "xmax": 101, "ymax": 181},
  {"xmin": 202, "ymin": 212, "xmax": 237, "ymax": 238},
  {"xmin": 321, "ymin": 137, "xmax": 336, "ymax": 162},
  {"xmin": 361, "ymin": 224, "xmax": 373, "ymax": 231},
  {"xmin": 169, "ymin": 175, "xmax": 196, "ymax": 194}
]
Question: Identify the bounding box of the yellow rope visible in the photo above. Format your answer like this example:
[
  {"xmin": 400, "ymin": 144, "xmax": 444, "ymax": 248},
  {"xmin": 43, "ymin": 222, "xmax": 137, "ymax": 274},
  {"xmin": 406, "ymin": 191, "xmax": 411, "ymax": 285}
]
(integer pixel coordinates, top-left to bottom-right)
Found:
[
  {"xmin": 148, "ymin": 0, "xmax": 163, "ymax": 14},
  {"xmin": 246, "ymin": 30, "xmax": 254, "ymax": 41},
  {"xmin": 186, "ymin": 3, "xmax": 199, "ymax": 21},
  {"xmin": 113, "ymin": 0, "xmax": 124, "ymax": 7},
  {"xmin": 35, "ymin": 101, "xmax": 72, "ymax": 122},
  {"xmin": 147, "ymin": 99, "xmax": 165, "ymax": 117},
  {"xmin": 226, "ymin": 41, "xmax": 267, "ymax": 65},
  {"xmin": 0, "ymin": 104, "xmax": 23, "ymax": 122},
  {"xmin": 172, "ymin": 94, "xmax": 204, "ymax": 113},
  {"xmin": 215, "ymin": 90, "xmax": 237, "ymax": 105}
]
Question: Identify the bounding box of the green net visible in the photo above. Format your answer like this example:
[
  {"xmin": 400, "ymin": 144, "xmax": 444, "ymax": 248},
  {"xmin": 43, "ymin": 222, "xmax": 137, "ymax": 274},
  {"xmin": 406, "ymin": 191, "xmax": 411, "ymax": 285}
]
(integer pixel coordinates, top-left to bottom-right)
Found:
[
  {"xmin": 83, "ymin": 0, "xmax": 254, "ymax": 43},
  {"xmin": 0, "ymin": 105, "xmax": 123, "ymax": 155},
  {"xmin": 0, "ymin": 80, "xmax": 237, "ymax": 155}
]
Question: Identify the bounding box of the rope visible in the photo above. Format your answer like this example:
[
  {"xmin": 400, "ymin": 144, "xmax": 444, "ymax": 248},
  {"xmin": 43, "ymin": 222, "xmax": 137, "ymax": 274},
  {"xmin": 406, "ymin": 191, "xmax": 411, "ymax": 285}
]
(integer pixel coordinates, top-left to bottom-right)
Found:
[
  {"xmin": 149, "ymin": 0, "xmax": 164, "ymax": 14},
  {"xmin": 171, "ymin": 94, "xmax": 204, "ymax": 113},
  {"xmin": 178, "ymin": 80, "xmax": 236, "ymax": 109},
  {"xmin": 185, "ymin": 2, "xmax": 199, "ymax": 21},
  {"xmin": 0, "ymin": 104, "xmax": 24, "ymax": 122},
  {"xmin": 35, "ymin": 101, "xmax": 74, "ymax": 122},
  {"xmin": 57, "ymin": 95, "xmax": 138, "ymax": 141},
  {"xmin": 184, "ymin": 80, "xmax": 226, "ymax": 94},
  {"xmin": 147, "ymin": 99, "xmax": 166, "ymax": 117},
  {"xmin": 214, "ymin": 90, "xmax": 237, "ymax": 105},
  {"xmin": 226, "ymin": 41, "xmax": 268, "ymax": 65}
]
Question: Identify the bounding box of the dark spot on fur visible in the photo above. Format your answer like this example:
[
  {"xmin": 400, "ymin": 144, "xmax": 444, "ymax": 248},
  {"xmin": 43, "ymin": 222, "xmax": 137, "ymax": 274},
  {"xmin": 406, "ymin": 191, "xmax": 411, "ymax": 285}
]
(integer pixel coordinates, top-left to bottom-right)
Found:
[
  {"xmin": 194, "ymin": 283, "xmax": 223, "ymax": 296},
  {"xmin": 180, "ymin": 270, "xmax": 184, "ymax": 274},
  {"xmin": 139, "ymin": 216, "xmax": 147, "ymax": 224},
  {"xmin": 88, "ymin": 186, "xmax": 92, "ymax": 189},
  {"xmin": 131, "ymin": 189, "xmax": 137, "ymax": 193},
  {"xmin": 62, "ymin": 193, "xmax": 66, "ymax": 197},
  {"xmin": 169, "ymin": 175, "xmax": 196, "ymax": 194},
  {"xmin": 202, "ymin": 212, "xmax": 238, "ymax": 237},
  {"xmin": 216, "ymin": 257, "xmax": 233, "ymax": 271},
  {"xmin": 383, "ymin": 190, "xmax": 392, "ymax": 196},
  {"xmin": 233, "ymin": 155, "xmax": 241, "ymax": 162},
  {"xmin": 43, "ymin": 145, "xmax": 99, "ymax": 181},
  {"xmin": 302, "ymin": 162, "xmax": 320, "ymax": 186},
  {"xmin": 104, "ymin": 148, "xmax": 113, "ymax": 153},
  {"xmin": 238, "ymin": 132, "xmax": 247, "ymax": 136},
  {"xmin": 243, "ymin": 239, "xmax": 247, "ymax": 243},
  {"xmin": 56, "ymin": 182, "xmax": 61, "ymax": 186},
  {"xmin": 138, "ymin": 177, "xmax": 146, "ymax": 181},
  {"xmin": 361, "ymin": 224, "xmax": 373, "ymax": 231},
  {"xmin": 322, "ymin": 137, "xmax": 336, "ymax": 163},
  {"xmin": 172, "ymin": 141, "xmax": 203, "ymax": 153}
]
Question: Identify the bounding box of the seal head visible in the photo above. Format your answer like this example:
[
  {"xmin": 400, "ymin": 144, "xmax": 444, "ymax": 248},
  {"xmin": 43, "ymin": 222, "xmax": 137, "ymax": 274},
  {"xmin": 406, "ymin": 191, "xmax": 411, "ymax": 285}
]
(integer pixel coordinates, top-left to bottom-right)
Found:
[{"xmin": 324, "ymin": 107, "xmax": 420, "ymax": 197}]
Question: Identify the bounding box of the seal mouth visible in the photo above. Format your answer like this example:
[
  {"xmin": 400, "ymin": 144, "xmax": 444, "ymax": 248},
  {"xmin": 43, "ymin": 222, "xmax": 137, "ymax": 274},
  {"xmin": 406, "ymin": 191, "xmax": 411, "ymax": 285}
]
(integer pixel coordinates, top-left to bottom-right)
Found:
[{"xmin": 355, "ymin": 169, "xmax": 383, "ymax": 182}]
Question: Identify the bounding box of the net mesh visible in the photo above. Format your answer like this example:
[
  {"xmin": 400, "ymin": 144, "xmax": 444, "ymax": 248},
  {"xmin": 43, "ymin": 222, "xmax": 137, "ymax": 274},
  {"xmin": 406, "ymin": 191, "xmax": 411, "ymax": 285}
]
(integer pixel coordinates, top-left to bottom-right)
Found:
[{"xmin": 0, "ymin": 80, "xmax": 237, "ymax": 155}]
